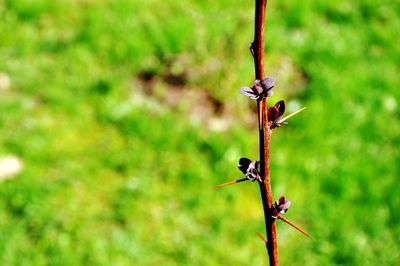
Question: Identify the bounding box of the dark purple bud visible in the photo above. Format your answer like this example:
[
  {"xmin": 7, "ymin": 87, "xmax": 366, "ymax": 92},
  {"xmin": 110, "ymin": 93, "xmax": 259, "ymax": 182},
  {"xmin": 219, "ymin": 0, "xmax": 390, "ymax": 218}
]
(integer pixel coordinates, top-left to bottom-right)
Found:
[
  {"xmin": 273, "ymin": 196, "xmax": 291, "ymax": 215},
  {"xmin": 268, "ymin": 100, "xmax": 285, "ymax": 122},
  {"xmin": 238, "ymin": 157, "xmax": 261, "ymax": 182},
  {"xmin": 239, "ymin": 77, "xmax": 275, "ymax": 100}
]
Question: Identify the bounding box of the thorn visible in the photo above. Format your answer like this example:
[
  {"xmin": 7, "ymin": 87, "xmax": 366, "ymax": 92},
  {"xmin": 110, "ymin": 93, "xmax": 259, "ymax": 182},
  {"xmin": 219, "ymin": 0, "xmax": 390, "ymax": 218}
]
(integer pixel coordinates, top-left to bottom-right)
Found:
[
  {"xmin": 213, "ymin": 178, "xmax": 248, "ymax": 188},
  {"xmin": 277, "ymin": 107, "xmax": 306, "ymax": 124},
  {"xmin": 278, "ymin": 214, "xmax": 312, "ymax": 239},
  {"xmin": 256, "ymin": 232, "xmax": 267, "ymax": 243}
]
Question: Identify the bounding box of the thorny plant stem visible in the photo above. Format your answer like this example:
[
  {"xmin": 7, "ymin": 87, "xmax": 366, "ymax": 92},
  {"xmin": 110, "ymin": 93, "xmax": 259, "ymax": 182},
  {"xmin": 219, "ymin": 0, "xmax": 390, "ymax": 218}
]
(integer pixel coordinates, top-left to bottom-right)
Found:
[{"xmin": 253, "ymin": 0, "xmax": 279, "ymax": 265}]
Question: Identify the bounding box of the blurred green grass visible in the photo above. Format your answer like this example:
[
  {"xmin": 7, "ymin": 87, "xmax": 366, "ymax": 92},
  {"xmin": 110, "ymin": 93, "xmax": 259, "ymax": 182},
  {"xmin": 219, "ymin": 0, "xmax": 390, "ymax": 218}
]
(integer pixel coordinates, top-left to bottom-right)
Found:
[{"xmin": 0, "ymin": 0, "xmax": 399, "ymax": 265}]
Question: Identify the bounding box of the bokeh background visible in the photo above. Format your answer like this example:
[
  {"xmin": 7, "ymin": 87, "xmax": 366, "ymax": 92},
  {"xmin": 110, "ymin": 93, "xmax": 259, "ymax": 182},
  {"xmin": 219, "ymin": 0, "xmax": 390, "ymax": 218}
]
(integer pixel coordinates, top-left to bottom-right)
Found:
[{"xmin": 0, "ymin": 0, "xmax": 399, "ymax": 265}]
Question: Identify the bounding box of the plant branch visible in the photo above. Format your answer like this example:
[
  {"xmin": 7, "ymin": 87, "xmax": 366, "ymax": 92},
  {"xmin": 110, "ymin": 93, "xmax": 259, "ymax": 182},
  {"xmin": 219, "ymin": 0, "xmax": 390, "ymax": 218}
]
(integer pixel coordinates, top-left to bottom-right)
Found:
[{"xmin": 252, "ymin": 0, "xmax": 279, "ymax": 265}]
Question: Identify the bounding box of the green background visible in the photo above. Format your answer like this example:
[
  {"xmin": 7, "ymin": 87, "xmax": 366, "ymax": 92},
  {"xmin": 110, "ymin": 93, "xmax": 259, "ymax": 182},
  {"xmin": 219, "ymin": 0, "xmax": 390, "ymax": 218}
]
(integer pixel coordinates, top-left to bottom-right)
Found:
[{"xmin": 0, "ymin": 0, "xmax": 399, "ymax": 265}]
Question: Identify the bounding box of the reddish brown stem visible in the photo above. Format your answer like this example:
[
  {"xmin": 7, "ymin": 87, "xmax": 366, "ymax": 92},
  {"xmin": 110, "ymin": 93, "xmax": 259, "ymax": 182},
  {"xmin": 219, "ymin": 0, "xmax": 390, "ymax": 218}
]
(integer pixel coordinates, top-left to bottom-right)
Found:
[{"xmin": 253, "ymin": 0, "xmax": 279, "ymax": 265}]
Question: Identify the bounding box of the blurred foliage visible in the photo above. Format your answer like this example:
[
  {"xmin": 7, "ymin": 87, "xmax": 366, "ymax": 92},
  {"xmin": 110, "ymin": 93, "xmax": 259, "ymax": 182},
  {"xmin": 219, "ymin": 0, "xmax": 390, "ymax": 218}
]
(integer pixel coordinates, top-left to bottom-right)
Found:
[{"xmin": 0, "ymin": 0, "xmax": 399, "ymax": 265}]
